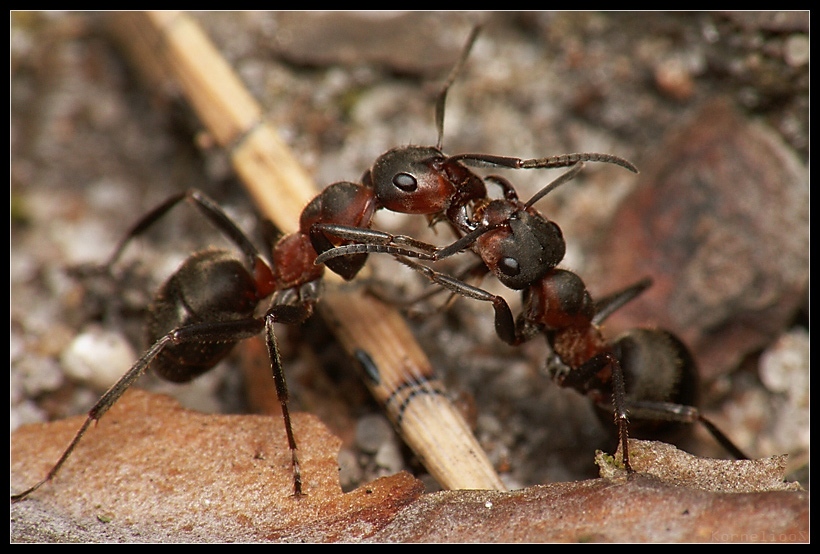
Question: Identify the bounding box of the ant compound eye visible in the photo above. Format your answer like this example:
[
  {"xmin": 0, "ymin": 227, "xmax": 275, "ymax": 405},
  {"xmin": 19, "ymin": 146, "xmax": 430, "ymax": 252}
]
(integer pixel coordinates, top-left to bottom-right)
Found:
[
  {"xmin": 393, "ymin": 172, "xmax": 418, "ymax": 192},
  {"xmin": 499, "ymin": 256, "xmax": 520, "ymax": 276}
]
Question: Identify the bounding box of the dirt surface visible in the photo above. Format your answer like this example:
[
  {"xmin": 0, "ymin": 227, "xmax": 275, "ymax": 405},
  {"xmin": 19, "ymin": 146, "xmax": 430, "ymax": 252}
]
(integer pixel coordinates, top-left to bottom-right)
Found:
[{"xmin": 11, "ymin": 11, "xmax": 809, "ymax": 542}]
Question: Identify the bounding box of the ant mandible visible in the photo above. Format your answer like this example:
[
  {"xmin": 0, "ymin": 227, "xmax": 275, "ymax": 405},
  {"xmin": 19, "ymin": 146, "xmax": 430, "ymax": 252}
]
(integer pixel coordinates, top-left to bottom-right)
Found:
[
  {"xmin": 11, "ymin": 25, "xmax": 641, "ymax": 504},
  {"xmin": 316, "ymin": 164, "xmax": 750, "ymax": 473}
]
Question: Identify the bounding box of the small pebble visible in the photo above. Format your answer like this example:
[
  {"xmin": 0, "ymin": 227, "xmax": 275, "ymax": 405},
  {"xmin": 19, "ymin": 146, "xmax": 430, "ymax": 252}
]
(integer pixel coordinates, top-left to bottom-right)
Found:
[
  {"xmin": 374, "ymin": 439, "xmax": 404, "ymax": 474},
  {"xmin": 355, "ymin": 413, "xmax": 394, "ymax": 454},
  {"xmin": 784, "ymin": 34, "xmax": 809, "ymax": 67},
  {"xmin": 60, "ymin": 325, "xmax": 136, "ymax": 391}
]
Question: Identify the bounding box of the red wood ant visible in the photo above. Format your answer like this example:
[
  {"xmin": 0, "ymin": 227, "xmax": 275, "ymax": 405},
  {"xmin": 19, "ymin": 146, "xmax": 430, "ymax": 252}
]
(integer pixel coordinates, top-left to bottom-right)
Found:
[
  {"xmin": 11, "ymin": 25, "xmax": 645, "ymax": 504},
  {"xmin": 315, "ymin": 163, "xmax": 750, "ymax": 472},
  {"xmin": 11, "ymin": 177, "xmax": 393, "ymax": 502}
]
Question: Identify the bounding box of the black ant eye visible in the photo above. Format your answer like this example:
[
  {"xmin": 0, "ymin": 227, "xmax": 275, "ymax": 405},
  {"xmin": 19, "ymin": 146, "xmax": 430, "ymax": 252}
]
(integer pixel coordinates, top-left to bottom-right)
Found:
[
  {"xmin": 499, "ymin": 256, "xmax": 520, "ymax": 276},
  {"xmin": 393, "ymin": 172, "xmax": 418, "ymax": 192}
]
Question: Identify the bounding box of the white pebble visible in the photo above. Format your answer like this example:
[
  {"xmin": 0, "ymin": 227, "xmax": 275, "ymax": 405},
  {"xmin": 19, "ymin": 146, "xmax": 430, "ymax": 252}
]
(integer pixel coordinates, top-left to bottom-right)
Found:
[{"xmin": 61, "ymin": 325, "xmax": 136, "ymax": 391}]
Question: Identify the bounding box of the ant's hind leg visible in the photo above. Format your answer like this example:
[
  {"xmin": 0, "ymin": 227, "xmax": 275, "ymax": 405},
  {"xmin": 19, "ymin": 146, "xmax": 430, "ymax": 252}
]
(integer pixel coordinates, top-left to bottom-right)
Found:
[
  {"xmin": 626, "ymin": 399, "xmax": 750, "ymax": 460},
  {"xmin": 11, "ymin": 334, "xmax": 175, "ymax": 502}
]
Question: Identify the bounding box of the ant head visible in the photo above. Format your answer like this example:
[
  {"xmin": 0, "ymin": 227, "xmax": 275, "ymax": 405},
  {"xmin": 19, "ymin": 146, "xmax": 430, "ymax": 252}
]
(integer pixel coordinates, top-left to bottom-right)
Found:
[
  {"xmin": 360, "ymin": 27, "xmax": 483, "ymax": 218},
  {"xmin": 364, "ymin": 145, "xmax": 454, "ymax": 215},
  {"xmin": 476, "ymin": 201, "xmax": 566, "ymax": 290}
]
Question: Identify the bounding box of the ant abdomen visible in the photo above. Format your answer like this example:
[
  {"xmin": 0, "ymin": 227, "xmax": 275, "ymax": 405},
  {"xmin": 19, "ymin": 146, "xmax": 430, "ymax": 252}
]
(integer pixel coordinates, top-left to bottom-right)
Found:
[
  {"xmin": 605, "ymin": 328, "xmax": 702, "ymax": 439},
  {"xmin": 613, "ymin": 329, "xmax": 698, "ymax": 410},
  {"xmin": 146, "ymin": 249, "xmax": 260, "ymax": 383}
]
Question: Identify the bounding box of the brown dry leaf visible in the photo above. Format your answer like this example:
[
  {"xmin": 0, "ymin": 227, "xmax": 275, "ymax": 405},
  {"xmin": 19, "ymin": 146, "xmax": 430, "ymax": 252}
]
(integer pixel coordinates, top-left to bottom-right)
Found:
[
  {"xmin": 367, "ymin": 470, "xmax": 807, "ymax": 543},
  {"xmin": 10, "ymin": 389, "xmax": 424, "ymax": 542},
  {"xmin": 601, "ymin": 439, "xmax": 803, "ymax": 494},
  {"xmin": 10, "ymin": 391, "xmax": 808, "ymax": 543},
  {"xmin": 368, "ymin": 440, "xmax": 808, "ymax": 542}
]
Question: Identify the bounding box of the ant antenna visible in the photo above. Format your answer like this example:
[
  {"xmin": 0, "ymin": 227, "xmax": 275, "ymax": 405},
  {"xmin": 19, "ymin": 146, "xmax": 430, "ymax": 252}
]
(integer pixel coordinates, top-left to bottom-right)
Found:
[
  {"xmin": 435, "ymin": 25, "xmax": 482, "ymax": 150},
  {"xmin": 523, "ymin": 162, "xmax": 586, "ymax": 209}
]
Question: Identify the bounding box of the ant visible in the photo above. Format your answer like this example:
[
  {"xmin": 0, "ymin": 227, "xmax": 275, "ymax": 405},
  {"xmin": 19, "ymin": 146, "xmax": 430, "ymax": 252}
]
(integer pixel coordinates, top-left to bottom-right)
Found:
[
  {"xmin": 315, "ymin": 162, "xmax": 751, "ymax": 473},
  {"xmin": 10, "ymin": 25, "xmax": 644, "ymax": 504},
  {"xmin": 12, "ymin": 171, "xmax": 402, "ymax": 502}
]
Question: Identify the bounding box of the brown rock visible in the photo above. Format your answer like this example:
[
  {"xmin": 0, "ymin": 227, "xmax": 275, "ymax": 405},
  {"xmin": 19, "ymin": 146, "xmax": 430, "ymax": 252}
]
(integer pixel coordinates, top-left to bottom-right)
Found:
[{"xmin": 592, "ymin": 99, "xmax": 809, "ymax": 381}]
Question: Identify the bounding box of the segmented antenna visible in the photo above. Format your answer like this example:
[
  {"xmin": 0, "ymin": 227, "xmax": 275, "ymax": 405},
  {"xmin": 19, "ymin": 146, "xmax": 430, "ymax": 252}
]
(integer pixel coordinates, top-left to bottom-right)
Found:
[{"xmin": 435, "ymin": 25, "xmax": 482, "ymax": 150}]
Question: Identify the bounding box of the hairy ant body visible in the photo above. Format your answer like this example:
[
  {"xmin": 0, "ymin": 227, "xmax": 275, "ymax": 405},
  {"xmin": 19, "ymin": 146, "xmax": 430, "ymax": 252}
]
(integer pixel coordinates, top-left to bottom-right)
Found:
[{"xmin": 11, "ymin": 26, "xmax": 654, "ymax": 504}]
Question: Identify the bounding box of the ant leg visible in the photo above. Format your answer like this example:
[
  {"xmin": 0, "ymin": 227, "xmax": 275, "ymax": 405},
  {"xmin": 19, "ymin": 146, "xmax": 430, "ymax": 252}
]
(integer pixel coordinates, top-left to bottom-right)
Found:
[
  {"xmin": 263, "ymin": 314, "xmax": 301, "ymax": 495},
  {"xmin": 11, "ymin": 335, "xmax": 174, "ymax": 502},
  {"xmin": 312, "ymin": 225, "xmax": 441, "ymax": 257},
  {"xmin": 698, "ymin": 417, "xmax": 750, "ymax": 460},
  {"xmin": 399, "ymin": 260, "xmax": 491, "ymax": 313},
  {"xmin": 392, "ymin": 256, "xmax": 521, "ymax": 346},
  {"xmin": 592, "ymin": 278, "xmax": 654, "ymax": 326},
  {"xmin": 610, "ymin": 328, "xmax": 749, "ymax": 461},
  {"xmin": 261, "ymin": 295, "xmax": 319, "ymax": 498},
  {"xmin": 367, "ymin": 259, "xmax": 492, "ymax": 322},
  {"xmin": 11, "ymin": 313, "xmax": 322, "ymax": 502},
  {"xmin": 483, "ymin": 174, "xmax": 521, "ymax": 202},
  {"xmin": 313, "ymin": 223, "xmax": 492, "ymax": 267},
  {"xmin": 105, "ymin": 189, "xmax": 264, "ymax": 271},
  {"xmin": 558, "ymin": 352, "xmax": 633, "ymax": 474},
  {"xmin": 626, "ymin": 400, "xmax": 750, "ymax": 460},
  {"xmin": 167, "ymin": 299, "xmax": 315, "ymax": 498},
  {"xmin": 10, "ymin": 317, "xmax": 266, "ymax": 503},
  {"xmin": 103, "ymin": 190, "xmax": 188, "ymax": 268}
]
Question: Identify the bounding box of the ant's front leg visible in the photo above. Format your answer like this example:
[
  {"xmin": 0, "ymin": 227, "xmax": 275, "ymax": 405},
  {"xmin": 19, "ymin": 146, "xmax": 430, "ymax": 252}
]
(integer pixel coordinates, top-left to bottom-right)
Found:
[
  {"xmin": 394, "ymin": 260, "xmax": 493, "ymax": 316},
  {"xmin": 391, "ymin": 256, "xmax": 524, "ymax": 347},
  {"xmin": 312, "ymin": 223, "xmax": 492, "ymax": 267},
  {"xmin": 312, "ymin": 225, "xmax": 439, "ymax": 259}
]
